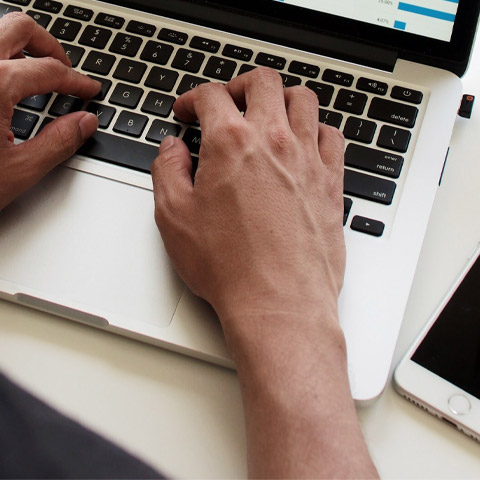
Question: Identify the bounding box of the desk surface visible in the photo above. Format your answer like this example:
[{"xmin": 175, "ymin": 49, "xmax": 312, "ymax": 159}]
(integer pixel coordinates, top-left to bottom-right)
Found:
[{"xmin": 2, "ymin": 41, "xmax": 480, "ymax": 480}]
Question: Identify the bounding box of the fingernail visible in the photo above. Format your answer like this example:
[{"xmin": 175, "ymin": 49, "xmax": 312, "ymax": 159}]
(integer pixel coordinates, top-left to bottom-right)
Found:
[
  {"xmin": 159, "ymin": 136, "xmax": 176, "ymax": 152},
  {"xmin": 79, "ymin": 112, "xmax": 98, "ymax": 141}
]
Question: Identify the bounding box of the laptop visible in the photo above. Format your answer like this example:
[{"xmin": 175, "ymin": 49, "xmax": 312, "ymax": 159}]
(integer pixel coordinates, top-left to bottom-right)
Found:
[{"xmin": 0, "ymin": 0, "xmax": 478, "ymax": 403}]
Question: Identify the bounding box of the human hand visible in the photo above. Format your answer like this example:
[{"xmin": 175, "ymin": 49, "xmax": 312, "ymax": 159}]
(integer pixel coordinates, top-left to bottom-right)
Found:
[{"xmin": 0, "ymin": 12, "xmax": 100, "ymax": 211}]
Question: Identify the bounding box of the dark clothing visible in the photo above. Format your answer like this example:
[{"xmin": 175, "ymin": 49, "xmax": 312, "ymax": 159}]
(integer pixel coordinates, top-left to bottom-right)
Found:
[{"xmin": 0, "ymin": 371, "xmax": 163, "ymax": 478}]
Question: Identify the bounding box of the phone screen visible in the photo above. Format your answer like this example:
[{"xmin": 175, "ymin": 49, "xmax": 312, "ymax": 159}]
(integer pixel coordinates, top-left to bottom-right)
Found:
[{"xmin": 412, "ymin": 255, "xmax": 480, "ymax": 399}]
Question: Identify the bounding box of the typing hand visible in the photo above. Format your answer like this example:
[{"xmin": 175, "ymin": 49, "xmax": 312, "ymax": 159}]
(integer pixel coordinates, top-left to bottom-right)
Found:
[{"xmin": 0, "ymin": 12, "xmax": 100, "ymax": 211}]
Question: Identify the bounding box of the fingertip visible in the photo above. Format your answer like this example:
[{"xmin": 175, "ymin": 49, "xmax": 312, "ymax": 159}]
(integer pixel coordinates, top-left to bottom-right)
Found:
[{"xmin": 78, "ymin": 111, "xmax": 98, "ymax": 141}]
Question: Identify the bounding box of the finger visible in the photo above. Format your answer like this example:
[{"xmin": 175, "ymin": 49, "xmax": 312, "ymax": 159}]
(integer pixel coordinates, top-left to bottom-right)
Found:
[
  {"xmin": 0, "ymin": 57, "xmax": 101, "ymax": 106},
  {"xmin": 0, "ymin": 12, "xmax": 70, "ymax": 65},
  {"xmin": 225, "ymin": 67, "xmax": 289, "ymax": 125},
  {"xmin": 284, "ymin": 86, "xmax": 319, "ymax": 141},
  {"xmin": 317, "ymin": 124, "xmax": 345, "ymax": 171}
]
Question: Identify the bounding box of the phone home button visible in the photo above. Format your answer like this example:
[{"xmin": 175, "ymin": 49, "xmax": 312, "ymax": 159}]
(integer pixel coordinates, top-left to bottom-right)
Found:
[{"xmin": 448, "ymin": 394, "xmax": 471, "ymax": 416}]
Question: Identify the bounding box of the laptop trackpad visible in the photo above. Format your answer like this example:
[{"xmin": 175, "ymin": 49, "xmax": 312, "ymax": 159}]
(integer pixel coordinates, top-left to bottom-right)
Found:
[{"xmin": 0, "ymin": 166, "xmax": 183, "ymax": 328}]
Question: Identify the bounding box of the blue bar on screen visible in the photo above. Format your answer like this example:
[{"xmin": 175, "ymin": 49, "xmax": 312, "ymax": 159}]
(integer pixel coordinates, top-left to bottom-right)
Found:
[
  {"xmin": 394, "ymin": 20, "xmax": 407, "ymax": 30},
  {"xmin": 398, "ymin": 3, "xmax": 456, "ymax": 22}
]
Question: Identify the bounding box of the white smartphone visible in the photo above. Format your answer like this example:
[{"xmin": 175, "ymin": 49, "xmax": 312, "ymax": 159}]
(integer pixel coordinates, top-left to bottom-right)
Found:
[{"xmin": 394, "ymin": 245, "xmax": 480, "ymax": 443}]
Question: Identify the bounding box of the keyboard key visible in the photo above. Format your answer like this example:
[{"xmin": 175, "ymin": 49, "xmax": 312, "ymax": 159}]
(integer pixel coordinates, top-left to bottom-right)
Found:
[
  {"xmin": 356, "ymin": 77, "xmax": 388, "ymax": 96},
  {"xmin": 61, "ymin": 43, "xmax": 85, "ymax": 67},
  {"xmin": 82, "ymin": 51, "xmax": 116, "ymax": 75},
  {"xmin": 280, "ymin": 73, "xmax": 301, "ymax": 88},
  {"xmin": 127, "ymin": 20, "xmax": 155, "ymax": 37},
  {"xmin": 10, "ymin": 109, "xmax": 39, "ymax": 139},
  {"xmin": 350, "ymin": 216, "xmax": 385, "ymax": 237},
  {"xmin": 145, "ymin": 67, "xmax": 179, "ymax": 92},
  {"xmin": 18, "ymin": 93, "xmax": 52, "ymax": 111},
  {"xmin": 95, "ymin": 12, "xmax": 124, "ymax": 29},
  {"xmin": 113, "ymin": 58, "xmax": 147, "ymax": 84},
  {"xmin": 377, "ymin": 125, "xmax": 411, "ymax": 153},
  {"xmin": 183, "ymin": 128, "xmax": 201, "ymax": 154},
  {"xmin": 4, "ymin": 0, "xmax": 29, "ymax": 5},
  {"xmin": 78, "ymin": 131, "xmax": 158, "ymax": 173},
  {"xmin": 35, "ymin": 116, "xmax": 54, "ymax": 134},
  {"xmin": 109, "ymin": 83, "xmax": 144, "ymax": 109},
  {"xmin": 176, "ymin": 74, "xmax": 209, "ymax": 95},
  {"xmin": 109, "ymin": 33, "xmax": 143, "ymax": 57},
  {"xmin": 203, "ymin": 56, "xmax": 237, "ymax": 81},
  {"xmin": 343, "ymin": 117, "xmax": 376, "ymax": 144},
  {"xmin": 322, "ymin": 69, "xmax": 354, "ymax": 87},
  {"xmin": 345, "ymin": 143, "xmax": 404, "ymax": 179},
  {"xmin": 305, "ymin": 81, "xmax": 334, "ymax": 106},
  {"xmin": 172, "ymin": 48, "xmax": 205, "ymax": 73},
  {"xmin": 344, "ymin": 169, "xmax": 396, "ymax": 205},
  {"xmin": 48, "ymin": 94, "xmax": 82, "ymax": 116},
  {"xmin": 141, "ymin": 92, "xmax": 175, "ymax": 117},
  {"xmin": 113, "ymin": 111, "xmax": 148, "ymax": 137},
  {"xmin": 288, "ymin": 60, "xmax": 319, "ymax": 78},
  {"xmin": 368, "ymin": 97, "xmax": 418, "ymax": 128},
  {"xmin": 0, "ymin": 4, "xmax": 22, "ymax": 18},
  {"xmin": 64, "ymin": 5, "xmax": 93, "ymax": 21},
  {"xmin": 26, "ymin": 10, "xmax": 52, "ymax": 28},
  {"xmin": 140, "ymin": 40, "xmax": 174, "ymax": 65},
  {"xmin": 79, "ymin": 25, "xmax": 112, "ymax": 49},
  {"xmin": 222, "ymin": 44, "xmax": 253, "ymax": 61},
  {"xmin": 85, "ymin": 102, "xmax": 116, "ymax": 128},
  {"xmin": 32, "ymin": 0, "xmax": 62, "ymax": 13},
  {"xmin": 255, "ymin": 52, "xmax": 286, "ymax": 70},
  {"xmin": 333, "ymin": 89, "xmax": 368, "ymax": 115},
  {"xmin": 87, "ymin": 75, "xmax": 112, "ymax": 100},
  {"xmin": 391, "ymin": 86, "xmax": 423, "ymax": 104},
  {"xmin": 319, "ymin": 109, "xmax": 343, "ymax": 129},
  {"xmin": 146, "ymin": 120, "xmax": 181, "ymax": 143},
  {"xmin": 49, "ymin": 18, "xmax": 81, "ymax": 41},
  {"xmin": 343, "ymin": 197, "xmax": 353, "ymax": 226},
  {"xmin": 158, "ymin": 27, "xmax": 187, "ymax": 45},
  {"xmin": 190, "ymin": 36, "xmax": 220, "ymax": 53},
  {"xmin": 238, "ymin": 64, "xmax": 256, "ymax": 76}
]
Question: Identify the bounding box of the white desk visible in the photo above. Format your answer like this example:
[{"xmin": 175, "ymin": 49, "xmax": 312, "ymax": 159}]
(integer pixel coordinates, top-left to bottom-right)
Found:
[{"xmin": 1, "ymin": 42, "xmax": 480, "ymax": 480}]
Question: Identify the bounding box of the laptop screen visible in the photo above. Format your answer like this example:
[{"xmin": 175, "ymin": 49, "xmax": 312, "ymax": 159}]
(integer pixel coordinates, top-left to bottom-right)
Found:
[{"xmin": 275, "ymin": 0, "xmax": 459, "ymax": 42}]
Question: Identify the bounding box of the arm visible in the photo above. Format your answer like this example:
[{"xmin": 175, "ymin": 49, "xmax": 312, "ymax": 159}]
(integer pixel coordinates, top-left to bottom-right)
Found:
[{"xmin": 151, "ymin": 68, "xmax": 378, "ymax": 478}]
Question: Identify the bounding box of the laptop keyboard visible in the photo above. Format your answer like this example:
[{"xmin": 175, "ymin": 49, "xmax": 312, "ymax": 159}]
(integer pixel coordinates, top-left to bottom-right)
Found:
[{"xmin": 2, "ymin": 0, "xmax": 426, "ymax": 238}]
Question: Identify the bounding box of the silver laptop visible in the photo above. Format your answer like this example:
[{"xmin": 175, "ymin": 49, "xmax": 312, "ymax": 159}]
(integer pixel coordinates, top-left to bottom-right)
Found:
[{"xmin": 0, "ymin": 0, "xmax": 478, "ymax": 402}]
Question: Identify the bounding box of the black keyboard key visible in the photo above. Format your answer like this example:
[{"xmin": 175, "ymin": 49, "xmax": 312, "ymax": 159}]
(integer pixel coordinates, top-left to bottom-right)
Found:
[
  {"xmin": 113, "ymin": 58, "xmax": 147, "ymax": 84},
  {"xmin": 343, "ymin": 117, "xmax": 376, "ymax": 144},
  {"xmin": 127, "ymin": 20, "xmax": 155, "ymax": 37},
  {"xmin": 79, "ymin": 25, "xmax": 112, "ymax": 49},
  {"xmin": 183, "ymin": 128, "xmax": 201, "ymax": 154},
  {"xmin": 158, "ymin": 27, "xmax": 187, "ymax": 45},
  {"xmin": 0, "ymin": 4, "xmax": 22, "ymax": 17},
  {"xmin": 343, "ymin": 197, "xmax": 353, "ymax": 226},
  {"xmin": 109, "ymin": 33, "xmax": 143, "ymax": 57},
  {"xmin": 322, "ymin": 69, "xmax": 354, "ymax": 87},
  {"xmin": 368, "ymin": 97, "xmax": 418, "ymax": 128},
  {"xmin": 288, "ymin": 60, "xmax": 319, "ymax": 78},
  {"xmin": 140, "ymin": 40, "xmax": 173, "ymax": 65},
  {"xmin": 255, "ymin": 52, "xmax": 286, "ymax": 70},
  {"xmin": 351, "ymin": 216, "xmax": 385, "ymax": 237},
  {"xmin": 333, "ymin": 89, "xmax": 368, "ymax": 115},
  {"xmin": 50, "ymin": 18, "xmax": 81, "ymax": 41},
  {"xmin": 87, "ymin": 75, "xmax": 112, "ymax": 100},
  {"xmin": 35, "ymin": 116, "xmax": 54, "ymax": 134},
  {"xmin": 48, "ymin": 94, "xmax": 82, "ymax": 116},
  {"xmin": 32, "ymin": 0, "xmax": 61, "ymax": 13},
  {"xmin": 319, "ymin": 109, "xmax": 343, "ymax": 129},
  {"xmin": 109, "ymin": 83, "xmax": 143, "ymax": 109},
  {"xmin": 356, "ymin": 77, "xmax": 388, "ymax": 96},
  {"xmin": 203, "ymin": 56, "xmax": 237, "ymax": 81},
  {"xmin": 280, "ymin": 73, "xmax": 301, "ymax": 88},
  {"xmin": 113, "ymin": 111, "xmax": 148, "ymax": 137},
  {"xmin": 344, "ymin": 169, "xmax": 396, "ymax": 205},
  {"xmin": 345, "ymin": 143, "xmax": 404, "ymax": 179},
  {"xmin": 146, "ymin": 120, "xmax": 181, "ymax": 143},
  {"xmin": 95, "ymin": 12, "xmax": 124, "ymax": 29},
  {"xmin": 305, "ymin": 81, "xmax": 334, "ymax": 106},
  {"xmin": 145, "ymin": 67, "xmax": 179, "ymax": 92},
  {"xmin": 4, "ymin": 0, "xmax": 29, "ymax": 5},
  {"xmin": 78, "ymin": 131, "xmax": 158, "ymax": 173},
  {"xmin": 85, "ymin": 102, "xmax": 116, "ymax": 128},
  {"xmin": 64, "ymin": 5, "xmax": 93, "ymax": 21},
  {"xmin": 238, "ymin": 64, "xmax": 256, "ymax": 76},
  {"xmin": 391, "ymin": 86, "xmax": 423, "ymax": 105},
  {"xmin": 26, "ymin": 10, "xmax": 52, "ymax": 28},
  {"xmin": 82, "ymin": 51, "xmax": 116, "ymax": 75},
  {"xmin": 18, "ymin": 93, "xmax": 52, "ymax": 111},
  {"xmin": 222, "ymin": 44, "xmax": 253, "ymax": 61},
  {"xmin": 141, "ymin": 92, "xmax": 175, "ymax": 117},
  {"xmin": 10, "ymin": 109, "xmax": 39, "ymax": 139},
  {"xmin": 172, "ymin": 48, "xmax": 205, "ymax": 73},
  {"xmin": 377, "ymin": 125, "xmax": 411, "ymax": 153},
  {"xmin": 190, "ymin": 36, "xmax": 220, "ymax": 53},
  {"xmin": 176, "ymin": 74, "xmax": 209, "ymax": 95},
  {"xmin": 61, "ymin": 43, "xmax": 85, "ymax": 67}
]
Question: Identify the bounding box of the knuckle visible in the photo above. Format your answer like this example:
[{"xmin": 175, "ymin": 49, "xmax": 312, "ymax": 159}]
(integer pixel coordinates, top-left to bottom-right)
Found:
[
  {"xmin": 289, "ymin": 85, "xmax": 319, "ymax": 106},
  {"xmin": 267, "ymin": 125, "xmax": 294, "ymax": 153},
  {"xmin": 216, "ymin": 117, "xmax": 248, "ymax": 146},
  {"xmin": 248, "ymin": 67, "xmax": 282, "ymax": 87}
]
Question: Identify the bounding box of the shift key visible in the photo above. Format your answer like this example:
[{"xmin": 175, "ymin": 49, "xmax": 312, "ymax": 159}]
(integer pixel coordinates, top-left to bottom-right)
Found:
[{"xmin": 344, "ymin": 169, "xmax": 396, "ymax": 205}]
